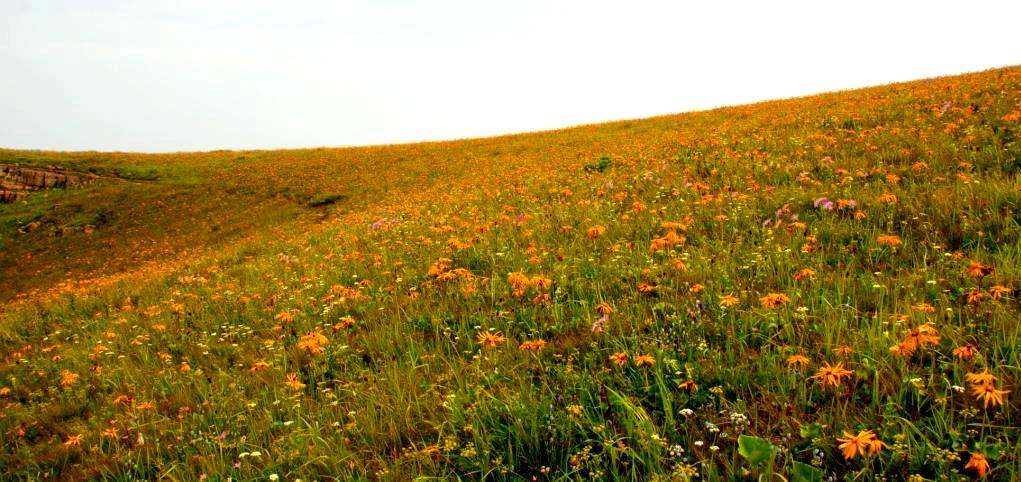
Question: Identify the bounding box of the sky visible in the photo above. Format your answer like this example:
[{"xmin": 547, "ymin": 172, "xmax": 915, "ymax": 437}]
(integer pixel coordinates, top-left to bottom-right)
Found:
[{"xmin": 1, "ymin": 1, "xmax": 1019, "ymax": 153}]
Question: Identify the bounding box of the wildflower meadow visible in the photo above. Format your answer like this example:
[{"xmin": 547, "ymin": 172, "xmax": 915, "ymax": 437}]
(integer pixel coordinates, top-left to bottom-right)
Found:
[{"xmin": 1, "ymin": 67, "xmax": 1021, "ymax": 480}]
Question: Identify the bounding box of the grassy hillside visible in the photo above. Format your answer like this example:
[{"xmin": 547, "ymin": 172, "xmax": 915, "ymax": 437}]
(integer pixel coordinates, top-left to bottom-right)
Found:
[{"xmin": 1, "ymin": 66, "xmax": 1020, "ymax": 481}]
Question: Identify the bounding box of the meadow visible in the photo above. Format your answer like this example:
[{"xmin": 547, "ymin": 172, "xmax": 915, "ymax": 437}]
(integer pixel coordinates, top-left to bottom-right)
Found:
[{"xmin": 1, "ymin": 66, "xmax": 1020, "ymax": 481}]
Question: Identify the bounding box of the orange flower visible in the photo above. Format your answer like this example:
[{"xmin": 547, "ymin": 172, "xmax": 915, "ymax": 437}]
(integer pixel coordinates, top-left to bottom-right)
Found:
[
  {"xmin": 971, "ymin": 383, "xmax": 1010, "ymax": 409},
  {"xmin": 507, "ymin": 271, "xmax": 531, "ymax": 297},
  {"xmin": 531, "ymin": 276, "xmax": 552, "ymax": 289},
  {"xmin": 877, "ymin": 234, "xmax": 902, "ymax": 247},
  {"xmin": 638, "ymin": 282, "xmax": 657, "ymax": 295},
  {"xmin": 518, "ymin": 339, "xmax": 546, "ymax": 351},
  {"xmin": 297, "ymin": 330, "xmax": 329, "ymax": 354},
  {"xmin": 965, "ymin": 261, "xmax": 993, "ymax": 279},
  {"xmin": 333, "ymin": 316, "xmax": 356, "ymax": 331},
  {"xmin": 719, "ymin": 294, "xmax": 740, "ymax": 308},
  {"xmin": 634, "ymin": 354, "xmax": 656, "ymax": 367},
  {"xmin": 249, "ymin": 361, "xmax": 271, "ymax": 373},
  {"xmin": 427, "ymin": 258, "xmax": 452, "ymax": 277},
  {"xmin": 890, "ymin": 341, "xmax": 914, "ymax": 357},
  {"xmin": 793, "ymin": 268, "xmax": 816, "ymax": 281},
  {"xmin": 878, "ymin": 193, "xmax": 898, "ymax": 204},
  {"xmin": 966, "ymin": 370, "xmax": 998, "ymax": 386},
  {"xmin": 966, "ymin": 290, "xmax": 984, "ymax": 305},
  {"xmin": 965, "ymin": 452, "xmax": 991, "ymax": 478},
  {"xmin": 660, "ymin": 220, "xmax": 692, "ymax": 231},
  {"xmin": 912, "ymin": 302, "xmax": 935, "ymax": 313},
  {"xmin": 678, "ymin": 379, "xmax": 699, "ymax": 393},
  {"xmin": 649, "ymin": 230, "xmax": 686, "ymax": 252},
  {"xmin": 759, "ymin": 293, "xmax": 790, "ymax": 308},
  {"xmin": 894, "ymin": 323, "xmax": 940, "ymax": 357},
  {"xmin": 989, "ymin": 285, "xmax": 1012, "ymax": 300},
  {"xmin": 477, "ymin": 332, "xmax": 507, "ymax": 349},
  {"xmin": 811, "ymin": 362, "xmax": 853, "ymax": 387},
  {"xmin": 59, "ymin": 369, "xmax": 79, "ymax": 387},
  {"xmin": 608, "ymin": 352, "xmax": 629, "ymax": 366},
  {"xmin": 689, "ymin": 283, "xmax": 704, "ymax": 294},
  {"xmin": 833, "ymin": 345, "xmax": 855, "ymax": 356},
  {"xmin": 63, "ymin": 434, "xmax": 84, "ymax": 447},
  {"xmin": 586, "ymin": 225, "xmax": 606, "ymax": 240},
  {"xmin": 836, "ymin": 430, "xmax": 885, "ymax": 459},
  {"xmin": 274, "ymin": 311, "xmax": 295, "ymax": 323},
  {"xmin": 285, "ymin": 373, "xmax": 305, "ymax": 390},
  {"xmin": 786, "ymin": 354, "xmax": 810, "ymax": 368},
  {"xmin": 595, "ymin": 302, "xmax": 613, "ymax": 315},
  {"xmin": 953, "ymin": 345, "xmax": 978, "ymax": 360}
]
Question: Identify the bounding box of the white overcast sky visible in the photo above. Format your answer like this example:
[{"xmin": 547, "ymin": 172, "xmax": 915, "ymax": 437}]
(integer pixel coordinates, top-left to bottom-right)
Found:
[{"xmin": 1, "ymin": 1, "xmax": 1019, "ymax": 152}]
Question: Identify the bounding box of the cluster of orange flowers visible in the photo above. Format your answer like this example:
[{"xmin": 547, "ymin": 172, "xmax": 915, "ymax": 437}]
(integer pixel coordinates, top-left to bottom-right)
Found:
[
  {"xmin": 889, "ymin": 323, "xmax": 940, "ymax": 357},
  {"xmin": 792, "ymin": 267, "xmax": 816, "ymax": 281},
  {"xmin": 649, "ymin": 230, "xmax": 686, "ymax": 252},
  {"xmin": 966, "ymin": 371, "xmax": 1010, "ymax": 409},
  {"xmin": 759, "ymin": 292, "xmax": 790, "ymax": 309},
  {"xmin": 876, "ymin": 234, "xmax": 902, "ymax": 247},
  {"xmin": 518, "ymin": 340, "xmax": 547, "ymax": 351},
  {"xmin": 297, "ymin": 330, "xmax": 329, "ymax": 354},
  {"xmin": 507, "ymin": 271, "xmax": 552, "ymax": 302},
  {"xmin": 608, "ymin": 351, "xmax": 655, "ymax": 367}
]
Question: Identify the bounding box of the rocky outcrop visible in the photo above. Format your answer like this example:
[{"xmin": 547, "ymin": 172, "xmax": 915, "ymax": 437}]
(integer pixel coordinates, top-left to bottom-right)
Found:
[
  {"xmin": 1, "ymin": 190, "xmax": 27, "ymax": 203},
  {"xmin": 0, "ymin": 164, "xmax": 97, "ymax": 203}
]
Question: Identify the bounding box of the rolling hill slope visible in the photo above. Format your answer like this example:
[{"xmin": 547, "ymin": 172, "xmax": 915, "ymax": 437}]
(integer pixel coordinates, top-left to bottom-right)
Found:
[{"xmin": 1, "ymin": 67, "xmax": 1020, "ymax": 480}]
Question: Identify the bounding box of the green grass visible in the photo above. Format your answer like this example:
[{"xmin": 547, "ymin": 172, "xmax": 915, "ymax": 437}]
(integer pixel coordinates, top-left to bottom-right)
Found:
[{"xmin": 1, "ymin": 66, "xmax": 1021, "ymax": 480}]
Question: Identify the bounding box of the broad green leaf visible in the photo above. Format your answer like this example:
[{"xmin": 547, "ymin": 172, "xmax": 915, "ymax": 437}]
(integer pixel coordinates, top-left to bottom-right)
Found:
[
  {"xmin": 790, "ymin": 461, "xmax": 824, "ymax": 482},
  {"xmin": 799, "ymin": 422, "xmax": 822, "ymax": 440},
  {"xmin": 737, "ymin": 434, "xmax": 774, "ymax": 465}
]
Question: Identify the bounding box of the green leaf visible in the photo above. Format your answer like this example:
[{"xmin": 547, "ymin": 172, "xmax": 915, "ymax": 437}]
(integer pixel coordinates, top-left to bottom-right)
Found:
[
  {"xmin": 652, "ymin": 302, "xmax": 677, "ymax": 315},
  {"xmin": 974, "ymin": 441, "xmax": 1003, "ymax": 461},
  {"xmin": 799, "ymin": 422, "xmax": 822, "ymax": 440},
  {"xmin": 790, "ymin": 461, "xmax": 824, "ymax": 482},
  {"xmin": 737, "ymin": 434, "xmax": 774, "ymax": 465}
]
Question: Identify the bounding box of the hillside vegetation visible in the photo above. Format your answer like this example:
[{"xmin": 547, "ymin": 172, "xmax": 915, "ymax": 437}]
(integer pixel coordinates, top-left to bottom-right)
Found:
[{"xmin": 1, "ymin": 67, "xmax": 1020, "ymax": 481}]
